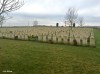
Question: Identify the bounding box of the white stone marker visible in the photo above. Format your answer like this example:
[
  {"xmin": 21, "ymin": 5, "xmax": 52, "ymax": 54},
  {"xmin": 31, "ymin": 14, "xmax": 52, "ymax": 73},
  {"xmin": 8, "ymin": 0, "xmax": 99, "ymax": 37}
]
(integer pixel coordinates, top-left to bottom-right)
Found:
[
  {"xmin": 18, "ymin": 35, "xmax": 22, "ymax": 39},
  {"xmin": 82, "ymin": 37, "xmax": 88, "ymax": 46},
  {"xmin": 52, "ymin": 35, "xmax": 57, "ymax": 43},
  {"xmin": 63, "ymin": 36, "xmax": 68, "ymax": 44},
  {"xmin": 57, "ymin": 36, "xmax": 63, "ymax": 43},
  {"xmin": 48, "ymin": 35, "xmax": 52, "ymax": 43},
  {"xmin": 90, "ymin": 36, "xmax": 95, "ymax": 47},
  {"xmin": 38, "ymin": 34, "xmax": 43, "ymax": 41},
  {"xmin": 69, "ymin": 35, "xmax": 74, "ymax": 45},
  {"xmin": 75, "ymin": 36, "xmax": 81, "ymax": 45},
  {"xmin": 21, "ymin": 35, "xmax": 25, "ymax": 40},
  {"xmin": 43, "ymin": 35, "xmax": 47, "ymax": 42},
  {"xmin": 11, "ymin": 34, "xmax": 14, "ymax": 39},
  {"xmin": 24, "ymin": 35, "xmax": 28, "ymax": 40}
]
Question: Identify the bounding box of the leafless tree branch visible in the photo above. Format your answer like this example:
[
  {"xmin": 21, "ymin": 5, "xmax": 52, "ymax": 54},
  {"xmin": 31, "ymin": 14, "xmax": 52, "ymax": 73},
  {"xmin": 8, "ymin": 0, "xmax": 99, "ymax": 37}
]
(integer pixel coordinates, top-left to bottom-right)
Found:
[
  {"xmin": 0, "ymin": 0, "xmax": 24, "ymax": 15},
  {"xmin": 0, "ymin": 0, "xmax": 24, "ymax": 27},
  {"xmin": 65, "ymin": 8, "xmax": 78, "ymax": 28},
  {"xmin": 78, "ymin": 17, "xmax": 84, "ymax": 27}
]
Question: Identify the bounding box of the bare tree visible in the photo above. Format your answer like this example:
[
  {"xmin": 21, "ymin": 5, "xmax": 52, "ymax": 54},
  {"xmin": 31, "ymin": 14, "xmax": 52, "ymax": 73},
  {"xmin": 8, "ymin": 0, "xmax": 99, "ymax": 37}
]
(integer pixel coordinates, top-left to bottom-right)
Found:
[
  {"xmin": 0, "ymin": 0, "xmax": 24, "ymax": 15},
  {"xmin": 0, "ymin": 0, "xmax": 24, "ymax": 27},
  {"xmin": 33, "ymin": 20, "xmax": 38, "ymax": 26},
  {"xmin": 78, "ymin": 17, "xmax": 84, "ymax": 27},
  {"xmin": 65, "ymin": 8, "xmax": 78, "ymax": 28}
]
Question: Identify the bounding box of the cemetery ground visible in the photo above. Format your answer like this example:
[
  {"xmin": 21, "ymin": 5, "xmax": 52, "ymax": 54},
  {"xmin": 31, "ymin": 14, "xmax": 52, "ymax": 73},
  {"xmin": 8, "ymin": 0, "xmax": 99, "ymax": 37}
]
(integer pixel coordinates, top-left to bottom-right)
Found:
[{"xmin": 0, "ymin": 29, "xmax": 100, "ymax": 74}]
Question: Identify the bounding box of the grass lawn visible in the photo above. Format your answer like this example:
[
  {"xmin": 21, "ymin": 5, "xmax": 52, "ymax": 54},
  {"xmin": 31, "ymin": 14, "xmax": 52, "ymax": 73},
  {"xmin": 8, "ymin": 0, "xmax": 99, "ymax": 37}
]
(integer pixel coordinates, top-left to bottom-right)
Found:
[{"xmin": 0, "ymin": 29, "xmax": 100, "ymax": 74}]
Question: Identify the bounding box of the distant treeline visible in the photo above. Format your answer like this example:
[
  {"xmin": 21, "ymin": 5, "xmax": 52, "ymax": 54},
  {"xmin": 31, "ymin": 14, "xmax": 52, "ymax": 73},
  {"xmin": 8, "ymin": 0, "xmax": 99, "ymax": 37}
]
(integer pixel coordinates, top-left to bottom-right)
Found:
[{"xmin": 0, "ymin": 26, "xmax": 100, "ymax": 29}]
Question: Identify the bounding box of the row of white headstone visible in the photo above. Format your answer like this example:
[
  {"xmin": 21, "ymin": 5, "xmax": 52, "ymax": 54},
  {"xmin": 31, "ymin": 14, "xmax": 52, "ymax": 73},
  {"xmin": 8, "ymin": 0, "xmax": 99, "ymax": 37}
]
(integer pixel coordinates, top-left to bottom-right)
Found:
[{"xmin": 0, "ymin": 27, "xmax": 95, "ymax": 47}]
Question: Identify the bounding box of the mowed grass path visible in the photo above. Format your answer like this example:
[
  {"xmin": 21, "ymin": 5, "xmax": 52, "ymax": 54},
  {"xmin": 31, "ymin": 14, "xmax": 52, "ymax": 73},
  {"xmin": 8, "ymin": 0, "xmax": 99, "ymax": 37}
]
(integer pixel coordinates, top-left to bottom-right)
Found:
[{"xmin": 0, "ymin": 29, "xmax": 100, "ymax": 74}]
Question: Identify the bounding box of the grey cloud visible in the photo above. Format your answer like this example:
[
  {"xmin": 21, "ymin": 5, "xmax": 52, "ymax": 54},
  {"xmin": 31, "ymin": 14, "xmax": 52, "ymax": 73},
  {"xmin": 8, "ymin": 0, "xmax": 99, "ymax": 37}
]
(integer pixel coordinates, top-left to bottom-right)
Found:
[
  {"xmin": 4, "ymin": 12, "xmax": 100, "ymax": 26},
  {"xmin": 3, "ymin": 0, "xmax": 100, "ymax": 26}
]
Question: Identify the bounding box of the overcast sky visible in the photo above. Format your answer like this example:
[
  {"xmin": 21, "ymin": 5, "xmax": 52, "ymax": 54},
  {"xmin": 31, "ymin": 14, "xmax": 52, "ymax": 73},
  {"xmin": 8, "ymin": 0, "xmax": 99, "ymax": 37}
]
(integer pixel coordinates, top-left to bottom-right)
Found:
[{"xmin": 4, "ymin": 0, "xmax": 100, "ymax": 26}]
